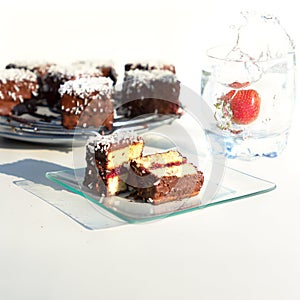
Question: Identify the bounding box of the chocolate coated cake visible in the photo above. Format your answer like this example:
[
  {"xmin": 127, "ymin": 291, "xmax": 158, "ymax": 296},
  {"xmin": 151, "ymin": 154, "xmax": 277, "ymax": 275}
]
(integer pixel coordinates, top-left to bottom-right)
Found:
[
  {"xmin": 58, "ymin": 77, "xmax": 114, "ymax": 130},
  {"xmin": 129, "ymin": 150, "xmax": 204, "ymax": 205},
  {"xmin": 5, "ymin": 61, "xmax": 56, "ymax": 102},
  {"xmin": 72, "ymin": 60, "xmax": 118, "ymax": 85},
  {"xmin": 0, "ymin": 69, "xmax": 38, "ymax": 116},
  {"xmin": 83, "ymin": 131, "xmax": 144, "ymax": 196},
  {"xmin": 42, "ymin": 64, "xmax": 105, "ymax": 109},
  {"xmin": 124, "ymin": 62, "xmax": 176, "ymax": 73},
  {"xmin": 119, "ymin": 68, "xmax": 181, "ymax": 117}
]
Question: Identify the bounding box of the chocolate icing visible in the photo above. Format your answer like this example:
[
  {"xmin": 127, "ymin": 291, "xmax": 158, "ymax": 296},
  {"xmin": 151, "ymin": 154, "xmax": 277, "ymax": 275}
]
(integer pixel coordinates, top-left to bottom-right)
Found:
[
  {"xmin": 136, "ymin": 171, "xmax": 204, "ymax": 205},
  {"xmin": 118, "ymin": 66, "xmax": 181, "ymax": 117},
  {"xmin": 128, "ymin": 150, "xmax": 204, "ymax": 205},
  {"xmin": 11, "ymin": 99, "xmax": 37, "ymax": 116},
  {"xmin": 6, "ymin": 62, "xmax": 55, "ymax": 102},
  {"xmin": 59, "ymin": 77, "xmax": 114, "ymax": 130},
  {"xmin": 124, "ymin": 63, "xmax": 176, "ymax": 74},
  {"xmin": 0, "ymin": 70, "xmax": 38, "ymax": 116}
]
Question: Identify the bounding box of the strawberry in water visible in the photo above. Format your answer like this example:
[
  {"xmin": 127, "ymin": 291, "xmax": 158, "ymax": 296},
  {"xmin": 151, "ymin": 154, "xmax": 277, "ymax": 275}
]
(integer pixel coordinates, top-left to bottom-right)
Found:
[
  {"xmin": 230, "ymin": 89, "xmax": 261, "ymax": 125},
  {"xmin": 215, "ymin": 87, "xmax": 261, "ymax": 131},
  {"xmin": 220, "ymin": 90, "xmax": 235, "ymax": 103}
]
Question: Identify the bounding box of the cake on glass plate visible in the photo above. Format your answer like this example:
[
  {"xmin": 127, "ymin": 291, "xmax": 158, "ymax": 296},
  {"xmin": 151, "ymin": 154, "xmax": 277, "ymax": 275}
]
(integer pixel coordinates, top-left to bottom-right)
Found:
[
  {"xmin": 129, "ymin": 150, "xmax": 204, "ymax": 205},
  {"xmin": 83, "ymin": 131, "xmax": 204, "ymax": 204},
  {"xmin": 83, "ymin": 131, "xmax": 144, "ymax": 196}
]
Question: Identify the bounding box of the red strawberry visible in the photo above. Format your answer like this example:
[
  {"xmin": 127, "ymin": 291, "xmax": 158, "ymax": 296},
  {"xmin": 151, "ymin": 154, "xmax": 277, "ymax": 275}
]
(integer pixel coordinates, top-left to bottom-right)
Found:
[
  {"xmin": 228, "ymin": 81, "xmax": 250, "ymax": 89},
  {"xmin": 229, "ymin": 89, "xmax": 261, "ymax": 125},
  {"xmin": 220, "ymin": 90, "xmax": 235, "ymax": 103}
]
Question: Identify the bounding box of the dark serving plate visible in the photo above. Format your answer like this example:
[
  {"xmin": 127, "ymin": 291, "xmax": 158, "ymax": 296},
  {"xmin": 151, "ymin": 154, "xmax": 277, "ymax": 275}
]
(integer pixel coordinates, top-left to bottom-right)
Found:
[{"xmin": 0, "ymin": 104, "xmax": 180, "ymax": 146}]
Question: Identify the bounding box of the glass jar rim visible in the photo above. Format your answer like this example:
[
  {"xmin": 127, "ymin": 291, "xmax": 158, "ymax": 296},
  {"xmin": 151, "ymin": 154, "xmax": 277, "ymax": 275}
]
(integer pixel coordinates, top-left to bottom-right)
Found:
[{"xmin": 206, "ymin": 44, "xmax": 295, "ymax": 63}]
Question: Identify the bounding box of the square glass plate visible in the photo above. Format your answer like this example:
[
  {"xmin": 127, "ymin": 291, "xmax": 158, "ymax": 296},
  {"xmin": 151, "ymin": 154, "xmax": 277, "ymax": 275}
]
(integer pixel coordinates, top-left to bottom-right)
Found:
[{"xmin": 43, "ymin": 166, "xmax": 275, "ymax": 225}]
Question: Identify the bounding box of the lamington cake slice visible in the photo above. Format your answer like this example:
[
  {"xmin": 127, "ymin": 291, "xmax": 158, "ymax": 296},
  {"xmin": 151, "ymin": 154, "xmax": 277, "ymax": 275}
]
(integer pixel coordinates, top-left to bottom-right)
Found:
[
  {"xmin": 119, "ymin": 67, "xmax": 181, "ymax": 117},
  {"xmin": 129, "ymin": 151, "xmax": 204, "ymax": 205},
  {"xmin": 58, "ymin": 77, "xmax": 114, "ymax": 130},
  {"xmin": 5, "ymin": 61, "xmax": 56, "ymax": 102},
  {"xmin": 83, "ymin": 131, "xmax": 144, "ymax": 196},
  {"xmin": 0, "ymin": 69, "xmax": 38, "ymax": 116},
  {"xmin": 6, "ymin": 61, "xmax": 55, "ymax": 76},
  {"xmin": 42, "ymin": 64, "xmax": 105, "ymax": 109},
  {"xmin": 71, "ymin": 60, "xmax": 118, "ymax": 85},
  {"xmin": 124, "ymin": 61, "xmax": 176, "ymax": 74}
]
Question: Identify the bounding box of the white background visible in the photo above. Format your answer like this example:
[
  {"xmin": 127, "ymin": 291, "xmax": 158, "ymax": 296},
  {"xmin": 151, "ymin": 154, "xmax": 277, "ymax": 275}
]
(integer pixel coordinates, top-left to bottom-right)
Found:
[
  {"xmin": 1, "ymin": 1, "xmax": 300, "ymax": 300},
  {"xmin": 1, "ymin": 0, "xmax": 299, "ymax": 93}
]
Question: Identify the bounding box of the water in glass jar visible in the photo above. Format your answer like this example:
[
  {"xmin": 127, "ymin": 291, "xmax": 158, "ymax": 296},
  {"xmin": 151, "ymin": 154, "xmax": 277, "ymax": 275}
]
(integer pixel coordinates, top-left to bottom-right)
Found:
[{"xmin": 201, "ymin": 11, "xmax": 296, "ymax": 159}]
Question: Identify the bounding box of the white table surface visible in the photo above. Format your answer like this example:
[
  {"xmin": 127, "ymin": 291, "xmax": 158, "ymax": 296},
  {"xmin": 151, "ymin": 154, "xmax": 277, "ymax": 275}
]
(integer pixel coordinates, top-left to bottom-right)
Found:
[{"xmin": 1, "ymin": 112, "xmax": 300, "ymax": 300}]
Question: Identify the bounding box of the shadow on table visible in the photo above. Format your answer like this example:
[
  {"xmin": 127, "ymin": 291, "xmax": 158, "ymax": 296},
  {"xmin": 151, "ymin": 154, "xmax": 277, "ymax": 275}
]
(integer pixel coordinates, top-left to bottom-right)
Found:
[
  {"xmin": 0, "ymin": 158, "xmax": 126, "ymax": 229},
  {"xmin": 0, "ymin": 137, "xmax": 72, "ymax": 153},
  {"xmin": 0, "ymin": 158, "xmax": 71, "ymax": 190}
]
